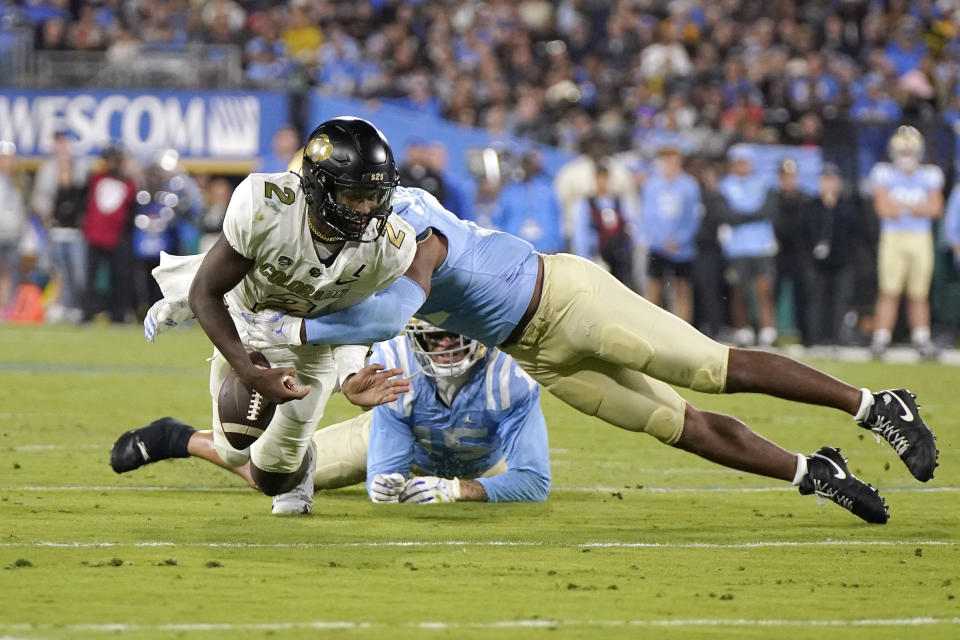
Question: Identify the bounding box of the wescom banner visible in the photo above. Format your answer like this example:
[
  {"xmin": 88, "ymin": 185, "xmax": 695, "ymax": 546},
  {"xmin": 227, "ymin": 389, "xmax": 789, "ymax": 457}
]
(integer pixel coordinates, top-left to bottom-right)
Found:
[{"xmin": 0, "ymin": 89, "xmax": 289, "ymax": 161}]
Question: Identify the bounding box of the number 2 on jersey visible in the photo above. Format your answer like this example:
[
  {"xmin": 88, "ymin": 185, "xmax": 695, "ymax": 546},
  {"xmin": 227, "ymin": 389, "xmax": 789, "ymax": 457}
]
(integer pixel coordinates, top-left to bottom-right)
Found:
[{"xmin": 264, "ymin": 182, "xmax": 296, "ymax": 205}]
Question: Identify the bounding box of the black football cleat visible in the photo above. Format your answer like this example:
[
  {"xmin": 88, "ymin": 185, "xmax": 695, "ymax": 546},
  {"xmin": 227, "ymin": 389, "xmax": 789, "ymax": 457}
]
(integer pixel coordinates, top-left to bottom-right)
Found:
[
  {"xmin": 799, "ymin": 447, "xmax": 889, "ymax": 524},
  {"xmin": 110, "ymin": 417, "xmax": 195, "ymax": 473},
  {"xmin": 859, "ymin": 389, "xmax": 938, "ymax": 482}
]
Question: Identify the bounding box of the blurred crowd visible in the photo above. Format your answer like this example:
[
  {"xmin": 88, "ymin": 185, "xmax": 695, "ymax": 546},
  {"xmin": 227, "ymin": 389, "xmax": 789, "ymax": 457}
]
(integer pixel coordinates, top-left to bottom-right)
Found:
[
  {"xmin": 2, "ymin": 0, "xmax": 960, "ymax": 353},
  {"xmin": 2, "ymin": 1, "xmax": 959, "ymax": 154}
]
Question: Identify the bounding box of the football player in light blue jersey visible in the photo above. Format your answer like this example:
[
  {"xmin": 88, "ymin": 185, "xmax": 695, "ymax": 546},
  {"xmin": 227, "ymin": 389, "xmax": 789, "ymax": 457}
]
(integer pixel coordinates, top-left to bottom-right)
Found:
[
  {"xmin": 185, "ymin": 123, "xmax": 938, "ymax": 524},
  {"xmin": 366, "ymin": 320, "xmax": 550, "ymax": 504},
  {"xmin": 111, "ymin": 322, "xmax": 550, "ymax": 507},
  {"xmin": 868, "ymin": 126, "xmax": 945, "ymax": 357}
]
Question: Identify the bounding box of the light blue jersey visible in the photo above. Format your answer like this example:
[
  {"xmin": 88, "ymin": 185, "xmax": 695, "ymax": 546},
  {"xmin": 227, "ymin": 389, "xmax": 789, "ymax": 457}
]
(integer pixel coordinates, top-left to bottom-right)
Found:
[
  {"xmin": 641, "ymin": 171, "xmax": 702, "ymax": 262},
  {"xmin": 392, "ymin": 186, "xmax": 541, "ymax": 346},
  {"xmin": 365, "ymin": 336, "xmax": 551, "ymax": 503},
  {"xmin": 717, "ymin": 174, "xmax": 777, "ymax": 258},
  {"xmin": 869, "ymin": 162, "xmax": 944, "ymax": 233}
]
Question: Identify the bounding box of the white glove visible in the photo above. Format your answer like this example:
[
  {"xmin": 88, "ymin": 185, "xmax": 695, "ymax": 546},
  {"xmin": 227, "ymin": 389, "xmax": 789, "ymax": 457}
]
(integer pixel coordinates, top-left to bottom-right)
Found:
[
  {"xmin": 239, "ymin": 311, "xmax": 304, "ymax": 349},
  {"xmin": 399, "ymin": 476, "xmax": 461, "ymax": 504},
  {"xmin": 144, "ymin": 297, "xmax": 194, "ymax": 342},
  {"xmin": 369, "ymin": 472, "xmax": 406, "ymax": 503}
]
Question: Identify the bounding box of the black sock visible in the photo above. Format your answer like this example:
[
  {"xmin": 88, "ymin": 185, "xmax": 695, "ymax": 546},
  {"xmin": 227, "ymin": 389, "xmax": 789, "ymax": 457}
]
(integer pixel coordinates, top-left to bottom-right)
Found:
[{"xmin": 140, "ymin": 417, "xmax": 196, "ymax": 460}]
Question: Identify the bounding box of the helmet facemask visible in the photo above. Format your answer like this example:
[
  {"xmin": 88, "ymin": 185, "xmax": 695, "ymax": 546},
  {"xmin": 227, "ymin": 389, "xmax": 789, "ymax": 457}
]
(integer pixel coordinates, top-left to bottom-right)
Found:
[
  {"xmin": 301, "ymin": 168, "xmax": 397, "ymax": 242},
  {"xmin": 405, "ymin": 320, "xmax": 487, "ymax": 379}
]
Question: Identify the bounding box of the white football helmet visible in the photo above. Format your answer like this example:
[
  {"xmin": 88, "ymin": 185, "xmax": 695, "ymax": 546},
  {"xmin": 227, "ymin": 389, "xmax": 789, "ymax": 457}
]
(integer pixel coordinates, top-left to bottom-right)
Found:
[
  {"xmin": 405, "ymin": 319, "xmax": 486, "ymax": 378},
  {"xmin": 888, "ymin": 125, "xmax": 924, "ymax": 172}
]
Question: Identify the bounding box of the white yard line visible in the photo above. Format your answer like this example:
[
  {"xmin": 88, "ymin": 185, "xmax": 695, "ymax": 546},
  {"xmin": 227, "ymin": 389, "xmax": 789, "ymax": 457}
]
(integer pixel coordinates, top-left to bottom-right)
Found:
[
  {"xmin": 3, "ymin": 484, "xmax": 959, "ymax": 492},
  {"xmin": 0, "ymin": 540, "xmax": 954, "ymax": 549},
  {"xmin": 2, "ymin": 617, "xmax": 960, "ymax": 633}
]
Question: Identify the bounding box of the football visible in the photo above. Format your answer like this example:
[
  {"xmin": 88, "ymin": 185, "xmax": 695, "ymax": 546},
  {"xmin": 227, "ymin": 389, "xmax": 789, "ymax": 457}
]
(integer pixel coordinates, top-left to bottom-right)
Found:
[{"xmin": 217, "ymin": 351, "xmax": 277, "ymax": 450}]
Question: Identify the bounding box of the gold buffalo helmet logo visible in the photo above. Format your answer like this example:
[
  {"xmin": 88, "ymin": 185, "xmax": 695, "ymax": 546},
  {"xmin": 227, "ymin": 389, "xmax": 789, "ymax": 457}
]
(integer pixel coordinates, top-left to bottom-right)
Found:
[{"xmin": 306, "ymin": 135, "xmax": 334, "ymax": 163}]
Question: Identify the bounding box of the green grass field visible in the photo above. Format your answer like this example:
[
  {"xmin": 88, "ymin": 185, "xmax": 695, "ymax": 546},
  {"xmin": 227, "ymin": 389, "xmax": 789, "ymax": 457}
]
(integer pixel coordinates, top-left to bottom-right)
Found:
[{"xmin": 1, "ymin": 324, "xmax": 958, "ymax": 639}]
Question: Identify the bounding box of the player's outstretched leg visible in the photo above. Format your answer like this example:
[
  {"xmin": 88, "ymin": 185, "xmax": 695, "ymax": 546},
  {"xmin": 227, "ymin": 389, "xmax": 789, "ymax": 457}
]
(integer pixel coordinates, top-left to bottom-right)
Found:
[
  {"xmin": 857, "ymin": 389, "xmax": 937, "ymax": 482},
  {"xmin": 674, "ymin": 406, "xmax": 889, "ymax": 524},
  {"xmin": 725, "ymin": 349, "xmax": 938, "ymax": 481},
  {"xmin": 798, "ymin": 447, "xmax": 888, "ymax": 524},
  {"xmin": 270, "ymin": 440, "xmax": 317, "ymax": 515},
  {"xmin": 110, "ymin": 417, "xmax": 195, "ymax": 473}
]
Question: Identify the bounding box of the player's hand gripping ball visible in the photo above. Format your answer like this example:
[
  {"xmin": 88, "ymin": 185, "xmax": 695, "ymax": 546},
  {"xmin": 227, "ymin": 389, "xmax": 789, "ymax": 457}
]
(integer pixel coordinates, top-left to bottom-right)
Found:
[{"xmin": 217, "ymin": 352, "xmax": 277, "ymax": 450}]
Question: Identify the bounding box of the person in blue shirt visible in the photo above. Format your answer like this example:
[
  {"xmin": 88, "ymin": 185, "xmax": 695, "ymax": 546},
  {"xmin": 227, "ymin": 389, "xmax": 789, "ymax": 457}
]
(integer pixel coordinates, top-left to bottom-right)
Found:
[
  {"xmin": 152, "ymin": 124, "xmax": 940, "ymax": 524},
  {"xmin": 496, "ymin": 151, "xmax": 565, "ymax": 254},
  {"xmin": 717, "ymin": 144, "xmax": 779, "ymax": 348},
  {"xmin": 110, "ymin": 323, "xmax": 550, "ymax": 508},
  {"xmin": 640, "ymin": 145, "xmax": 701, "ymax": 323}
]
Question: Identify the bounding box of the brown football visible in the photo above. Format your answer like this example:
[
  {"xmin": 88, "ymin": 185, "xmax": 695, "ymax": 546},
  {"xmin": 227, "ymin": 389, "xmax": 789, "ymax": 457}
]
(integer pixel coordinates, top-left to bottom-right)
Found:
[{"xmin": 217, "ymin": 351, "xmax": 277, "ymax": 450}]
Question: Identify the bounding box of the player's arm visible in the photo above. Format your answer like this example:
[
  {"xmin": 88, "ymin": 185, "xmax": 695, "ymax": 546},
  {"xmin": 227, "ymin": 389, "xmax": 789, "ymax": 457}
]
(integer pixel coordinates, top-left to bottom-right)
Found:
[
  {"xmin": 297, "ymin": 231, "xmax": 446, "ymax": 345},
  {"xmin": 189, "ymin": 234, "xmax": 308, "ymax": 404},
  {"xmin": 713, "ymin": 192, "xmax": 765, "ymax": 226},
  {"xmin": 365, "ymin": 404, "xmax": 416, "ymax": 503},
  {"xmin": 872, "ymin": 185, "xmax": 901, "ymax": 219},
  {"xmin": 474, "ymin": 388, "xmax": 551, "ymax": 503},
  {"xmin": 911, "ymin": 189, "xmax": 944, "ymax": 218}
]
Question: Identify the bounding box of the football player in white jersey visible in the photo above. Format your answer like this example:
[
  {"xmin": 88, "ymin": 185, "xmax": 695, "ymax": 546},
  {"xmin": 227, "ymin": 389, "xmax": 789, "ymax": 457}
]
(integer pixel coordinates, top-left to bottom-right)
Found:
[
  {"xmin": 169, "ymin": 117, "xmax": 446, "ymax": 514},
  {"xmin": 868, "ymin": 126, "xmax": 945, "ymax": 357}
]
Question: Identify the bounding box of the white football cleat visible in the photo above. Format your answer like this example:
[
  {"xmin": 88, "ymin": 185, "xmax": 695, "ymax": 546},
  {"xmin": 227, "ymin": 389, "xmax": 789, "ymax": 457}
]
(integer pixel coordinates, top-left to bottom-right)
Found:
[{"xmin": 271, "ymin": 440, "xmax": 316, "ymax": 515}]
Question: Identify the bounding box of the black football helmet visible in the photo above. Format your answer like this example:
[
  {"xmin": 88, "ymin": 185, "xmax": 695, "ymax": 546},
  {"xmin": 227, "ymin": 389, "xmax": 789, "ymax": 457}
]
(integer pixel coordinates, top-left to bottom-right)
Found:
[{"xmin": 299, "ymin": 117, "xmax": 399, "ymax": 242}]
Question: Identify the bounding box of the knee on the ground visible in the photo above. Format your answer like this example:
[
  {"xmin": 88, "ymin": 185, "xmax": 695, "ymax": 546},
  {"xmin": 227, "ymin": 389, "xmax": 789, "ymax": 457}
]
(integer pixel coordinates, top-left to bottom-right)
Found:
[{"xmin": 214, "ymin": 441, "xmax": 251, "ymax": 468}]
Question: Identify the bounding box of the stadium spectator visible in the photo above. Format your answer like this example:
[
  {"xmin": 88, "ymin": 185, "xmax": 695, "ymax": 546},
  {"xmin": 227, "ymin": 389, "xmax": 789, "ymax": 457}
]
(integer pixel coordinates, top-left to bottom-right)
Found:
[
  {"xmin": 570, "ymin": 161, "xmax": 638, "ymax": 289},
  {"xmin": 399, "ymin": 140, "xmax": 446, "ymax": 206},
  {"xmin": 690, "ymin": 158, "xmax": 727, "ymax": 339},
  {"xmin": 260, "ymin": 124, "xmax": 302, "ymax": 174},
  {"xmin": 641, "ymin": 145, "xmax": 701, "ymax": 323},
  {"xmin": 497, "ymin": 150, "xmax": 564, "ymax": 255},
  {"xmin": 868, "ymin": 126, "xmax": 944, "ymax": 357},
  {"xmin": 946, "ymin": 184, "xmax": 960, "ymax": 270},
  {"xmin": 281, "ymin": 3, "xmax": 322, "ymax": 65},
  {"xmin": 717, "ymin": 144, "xmax": 778, "ymax": 347},
  {"xmin": 198, "ymin": 177, "xmax": 232, "ymax": 253},
  {"xmin": 81, "ymin": 144, "xmax": 137, "ymax": 323},
  {"xmin": 0, "ymin": 141, "xmax": 27, "ymax": 315},
  {"xmin": 769, "ymin": 158, "xmax": 814, "ymax": 344},
  {"xmin": 30, "ymin": 130, "xmax": 90, "ymax": 325},
  {"xmin": 554, "ymin": 136, "xmax": 635, "ymax": 253},
  {"xmin": 802, "ymin": 163, "xmax": 860, "ymax": 347}
]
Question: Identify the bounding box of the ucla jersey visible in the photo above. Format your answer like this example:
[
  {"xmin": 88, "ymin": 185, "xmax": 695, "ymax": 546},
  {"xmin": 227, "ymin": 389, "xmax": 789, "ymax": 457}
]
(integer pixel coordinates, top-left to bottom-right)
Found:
[
  {"xmin": 366, "ymin": 336, "xmax": 550, "ymax": 501},
  {"xmin": 391, "ymin": 186, "xmax": 540, "ymax": 346},
  {"xmin": 869, "ymin": 163, "xmax": 944, "ymax": 233},
  {"xmin": 221, "ymin": 172, "xmax": 416, "ymax": 317}
]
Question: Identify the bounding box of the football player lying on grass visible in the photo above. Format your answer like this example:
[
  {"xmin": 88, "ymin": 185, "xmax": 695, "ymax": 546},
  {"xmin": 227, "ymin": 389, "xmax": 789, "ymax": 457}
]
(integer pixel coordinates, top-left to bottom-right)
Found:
[{"xmin": 112, "ymin": 321, "xmax": 550, "ymax": 511}]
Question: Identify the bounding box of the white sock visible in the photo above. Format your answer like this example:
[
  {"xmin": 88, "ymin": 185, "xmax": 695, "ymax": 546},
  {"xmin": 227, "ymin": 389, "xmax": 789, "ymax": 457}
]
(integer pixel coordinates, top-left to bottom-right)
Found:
[
  {"xmin": 854, "ymin": 387, "xmax": 874, "ymax": 421},
  {"xmin": 872, "ymin": 329, "xmax": 891, "ymax": 346},
  {"xmin": 791, "ymin": 453, "xmax": 808, "ymax": 486},
  {"xmin": 911, "ymin": 326, "xmax": 930, "ymax": 345}
]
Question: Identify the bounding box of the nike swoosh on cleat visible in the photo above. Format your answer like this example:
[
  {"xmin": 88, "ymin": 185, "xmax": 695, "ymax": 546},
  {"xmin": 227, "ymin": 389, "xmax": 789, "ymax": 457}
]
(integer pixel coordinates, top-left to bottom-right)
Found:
[
  {"xmin": 885, "ymin": 392, "xmax": 914, "ymax": 422},
  {"xmin": 812, "ymin": 453, "xmax": 846, "ymax": 480}
]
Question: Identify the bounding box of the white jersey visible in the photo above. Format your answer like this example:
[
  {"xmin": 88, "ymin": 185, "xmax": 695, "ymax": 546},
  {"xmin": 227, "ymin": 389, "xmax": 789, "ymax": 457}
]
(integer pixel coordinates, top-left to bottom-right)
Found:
[{"xmin": 222, "ymin": 171, "xmax": 415, "ymax": 317}]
